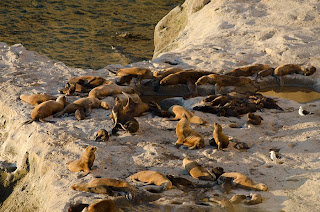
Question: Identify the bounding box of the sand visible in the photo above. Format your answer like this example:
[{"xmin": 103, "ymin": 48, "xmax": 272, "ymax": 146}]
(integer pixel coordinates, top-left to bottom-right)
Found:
[{"xmin": 1, "ymin": 0, "xmax": 320, "ymax": 211}]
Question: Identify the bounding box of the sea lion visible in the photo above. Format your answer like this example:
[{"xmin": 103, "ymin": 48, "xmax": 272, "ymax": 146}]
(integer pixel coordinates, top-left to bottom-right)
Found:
[
  {"xmin": 166, "ymin": 175, "xmax": 194, "ymax": 189},
  {"xmin": 229, "ymin": 195, "xmax": 247, "ymax": 204},
  {"xmin": 213, "ymin": 122, "xmax": 229, "ymax": 150},
  {"xmin": 122, "ymin": 94, "xmax": 149, "ymax": 117},
  {"xmin": 75, "ymin": 108, "xmax": 86, "ymax": 120},
  {"xmin": 23, "ymin": 96, "xmax": 67, "ymax": 124},
  {"xmin": 71, "ymin": 178, "xmax": 135, "ymax": 200},
  {"xmin": 226, "ymin": 64, "xmax": 272, "ymax": 77},
  {"xmin": 129, "ymin": 170, "xmax": 172, "ymax": 190},
  {"xmin": 55, "ymin": 97, "xmax": 109, "ymax": 117},
  {"xmin": 195, "ymin": 73, "xmax": 256, "ymax": 88},
  {"xmin": 20, "ymin": 93, "xmax": 56, "ymax": 106},
  {"xmin": 160, "ymin": 70, "xmax": 210, "ymax": 86},
  {"xmin": 233, "ymin": 142, "xmax": 250, "ymax": 151},
  {"xmin": 153, "ymin": 67, "xmax": 186, "ymax": 79},
  {"xmin": 116, "ymin": 67, "xmax": 153, "ymax": 85},
  {"xmin": 182, "ymin": 158, "xmax": 216, "ymax": 181},
  {"xmin": 168, "ymin": 105, "xmax": 207, "ymax": 125},
  {"xmin": 175, "ymin": 114, "xmax": 205, "ymax": 149},
  {"xmin": 59, "ymin": 83, "xmax": 87, "ymax": 95},
  {"xmin": 89, "ymin": 84, "xmax": 135, "ymax": 99},
  {"xmin": 148, "ymin": 101, "xmax": 171, "ymax": 118},
  {"xmin": 244, "ymin": 193, "xmax": 263, "ymax": 205},
  {"xmin": 67, "ymin": 76, "xmax": 112, "ymax": 88},
  {"xmin": 114, "ymin": 92, "xmax": 142, "ymax": 106},
  {"xmin": 68, "ymin": 146, "xmax": 97, "ymax": 175},
  {"xmin": 95, "ymin": 129, "xmax": 109, "ymax": 142},
  {"xmin": 87, "ymin": 199, "xmax": 117, "ymax": 212},
  {"xmin": 219, "ymin": 172, "xmax": 268, "ymax": 191},
  {"xmin": 255, "ymin": 68, "xmax": 275, "ymax": 79},
  {"xmin": 304, "ymin": 66, "xmax": 316, "ymax": 76},
  {"xmin": 247, "ymin": 112, "xmax": 263, "ymax": 125},
  {"xmin": 274, "ymin": 64, "xmax": 306, "ymax": 76},
  {"xmin": 110, "ymin": 97, "xmax": 139, "ymax": 134},
  {"xmin": 212, "ymin": 167, "xmax": 225, "ymax": 178}
]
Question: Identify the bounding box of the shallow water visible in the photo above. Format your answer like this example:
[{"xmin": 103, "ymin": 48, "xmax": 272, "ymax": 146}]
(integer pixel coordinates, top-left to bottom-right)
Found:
[
  {"xmin": 259, "ymin": 86, "xmax": 320, "ymax": 103},
  {"xmin": 0, "ymin": 0, "xmax": 184, "ymax": 69}
]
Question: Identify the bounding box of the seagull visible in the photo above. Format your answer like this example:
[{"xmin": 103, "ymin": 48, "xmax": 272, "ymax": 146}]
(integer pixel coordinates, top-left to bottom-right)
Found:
[
  {"xmin": 298, "ymin": 106, "xmax": 313, "ymax": 116},
  {"xmin": 269, "ymin": 150, "xmax": 281, "ymax": 161}
]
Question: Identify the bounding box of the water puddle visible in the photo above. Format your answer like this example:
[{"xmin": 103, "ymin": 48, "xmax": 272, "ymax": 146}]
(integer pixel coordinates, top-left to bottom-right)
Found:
[{"xmin": 259, "ymin": 86, "xmax": 320, "ymax": 103}]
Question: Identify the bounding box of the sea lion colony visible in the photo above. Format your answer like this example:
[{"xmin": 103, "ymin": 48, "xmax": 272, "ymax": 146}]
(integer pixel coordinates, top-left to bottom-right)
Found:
[{"xmin": 19, "ymin": 63, "xmax": 316, "ymax": 211}]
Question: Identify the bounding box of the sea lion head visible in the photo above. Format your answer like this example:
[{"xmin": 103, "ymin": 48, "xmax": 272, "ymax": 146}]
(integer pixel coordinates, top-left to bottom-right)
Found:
[
  {"xmin": 214, "ymin": 122, "xmax": 222, "ymax": 132},
  {"xmin": 86, "ymin": 146, "xmax": 97, "ymax": 154}
]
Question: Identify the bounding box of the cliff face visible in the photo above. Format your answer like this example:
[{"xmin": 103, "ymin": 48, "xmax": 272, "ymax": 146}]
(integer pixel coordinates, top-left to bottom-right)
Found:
[{"xmin": 154, "ymin": 0, "xmax": 320, "ymax": 72}]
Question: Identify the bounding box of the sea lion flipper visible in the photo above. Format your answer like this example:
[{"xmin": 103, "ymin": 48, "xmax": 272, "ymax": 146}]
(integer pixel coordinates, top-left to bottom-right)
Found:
[{"xmin": 23, "ymin": 120, "xmax": 34, "ymax": 125}]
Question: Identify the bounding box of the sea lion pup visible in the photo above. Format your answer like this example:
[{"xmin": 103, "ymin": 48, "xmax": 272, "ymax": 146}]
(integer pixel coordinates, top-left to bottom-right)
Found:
[
  {"xmin": 183, "ymin": 158, "xmax": 216, "ymax": 181},
  {"xmin": 116, "ymin": 67, "xmax": 153, "ymax": 85},
  {"xmin": 59, "ymin": 83, "xmax": 87, "ymax": 95},
  {"xmin": 110, "ymin": 97, "xmax": 139, "ymax": 135},
  {"xmin": 244, "ymin": 193, "xmax": 263, "ymax": 205},
  {"xmin": 87, "ymin": 199, "xmax": 118, "ymax": 212},
  {"xmin": 70, "ymin": 178, "xmax": 135, "ymax": 200},
  {"xmin": 122, "ymin": 93, "xmax": 149, "ymax": 117},
  {"xmin": 129, "ymin": 170, "xmax": 172, "ymax": 191},
  {"xmin": 55, "ymin": 97, "xmax": 109, "ymax": 117},
  {"xmin": 219, "ymin": 172, "xmax": 268, "ymax": 191},
  {"xmin": 75, "ymin": 108, "xmax": 86, "ymax": 120},
  {"xmin": 20, "ymin": 93, "xmax": 56, "ymax": 106},
  {"xmin": 226, "ymin": 64, "xmax": 272, "ymax": 77},
  {"xmin": 67, "ymin": 76, "xmax": 113, "ymax": 88},
  {"xmin": 175, "ymin": 114, "xmax": 205, "ymax": 149},
  {"xmin": 23, "ymin": 96, "xmax": 67, "ymax": 124},
  {"xmin": 304, "ymin": 66, "xmax": 316, "ymax": 76},
  {"xmin": 95, "ymin": 129, "xmax": 109, "ymax": 142},
  {"xmin": 213, "ymin": 122, "xmax": 229, "ymax": 150},
  {"xmin": 247, "ymin": 112, "xmax": 263, "ymax": 125},
  {"xmin": 168, "ymin": 105, "xmax": 207, "ymax": 125},
  {"xmin": 68, "ymin": 146, "xmax": 97, "ymax": 175},
  {"xmin": 88, "ymin": 84, "xmax": 135, "ymax": 99}
]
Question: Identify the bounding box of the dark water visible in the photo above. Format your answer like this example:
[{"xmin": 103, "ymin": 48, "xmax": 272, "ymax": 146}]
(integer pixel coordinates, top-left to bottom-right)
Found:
[
  {"xmin": 0, "ymin": 0, "xmax": 184, "ymax": 69},
  {"xmin": 259, "ymin": 86, "xmax": 320, "ymax": 103}
]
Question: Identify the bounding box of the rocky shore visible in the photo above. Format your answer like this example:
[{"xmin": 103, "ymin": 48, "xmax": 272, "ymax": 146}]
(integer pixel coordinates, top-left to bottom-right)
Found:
[{"xmin": 1, "ymin": 0, "xmax": 320, "ymax": 211}]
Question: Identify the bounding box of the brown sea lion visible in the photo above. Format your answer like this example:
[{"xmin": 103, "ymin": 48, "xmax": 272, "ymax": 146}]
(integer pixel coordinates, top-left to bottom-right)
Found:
[
  {"xmin": 213, "ymin": 122, "xmax": 229, "ymax": 150},
  {"xmin": 168, "ymin": 105, "xmax": 207, "ymax": 125},
  {"xmin": 71, "ymin": 178, "xmax": 135, "ymax": 200},
  {"xmin": 110, "ymin": 97, "xmax": 139, "ymax": 134},
  {"xmin": 153, "ymin": 67, "xmax": 186, "ymax": 79},
  {"xmin": 68, "ymin": 146, "xmax": 97, "ymax": 175},
  {"xmin": 175, "ymin": 114, "xmax": 205, "ymax": 149},
  {"xmin": 183, "ymin": 158, "xmax": 216, "ymax": 181},
  {"xmin": 114, "ymin": 92, "xmax": 142, "ymax": 106},
  {"xmin": 255, "ymin": 68, "xmax": 275, "ymax": 79},
  {"xmin": 55, "ymin": 97, "xmax": 109, "ymax": 117},
  {"xmin": 227, "ymin": 64, "xmax": 272, "ymax": 77},
  {"xmin": 229, "ymin": 195, "xmax": 247, "ymax": 204},
  {"xmin": 23, "ymin": 96, "xmax": 67, "ymax": 124},
  {"xmin": 87, "ymin": 199, "xmax": 117, "ymax": 212},
  {"xmin": 116, "ymin": 67, "xmax": 153, "ymax": 85},
  {"xmin": 195, "ymin": 74, "xmax": 255, "ymax": 88},
  {"xmin": 219, "ymin": 172, "xmax": 268, "ymax": 191},
  {"xmin": 75, "ymin": 108, "xmax": 86, "ymax": 120},
  {"xmin": 122, "ymin": 94, "xmax": 149, "ymax": 117},
  {"xmin": 244, "ymin": 193, "xmax": 263, "ymax": 205},
  {"xmin": 95, "ymin": 129, "xmax": 109, "ymax": 142},
  {"xmin": 89, "ymin": 84, "xmax": 135, "ymax": 99},
  {"xmin": 160, "ymin": 70, "xmax": 211, "ymax": 86},
  {"xmin": 247, "ymin": 112, "xmax": 263, "ymax": 125},
  {"xmin": 59, "ymin": 83, "xmax": 87, "ymax": 95},
  {"xmin": 274, "ymin": 64, "xmax": 306, "ymax": 76},
  {"xmin": 20, "ymin": 93, "xmax": 56, "ymax": 106},
  {"xmin": 129, "ymin": 170, "xmax": 172, "ymax": 190}
]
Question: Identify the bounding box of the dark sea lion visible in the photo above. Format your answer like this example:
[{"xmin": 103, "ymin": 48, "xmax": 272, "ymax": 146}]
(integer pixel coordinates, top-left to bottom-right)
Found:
[
  {"xmin": 304, "ymin": 66, "xmax": 316, "ymax": 76},
  {"xmin": 247, "ymin": 112, "xmax": 263, "ymax": 125},
  {"xmin": 67, "ymin": 76, "xmax": 112, "ymax": 88},
  {"xmin": 110, "ymin": 97, "xmax": 139, "ymax": 134},
  {"xmin": 87, "ymin": 199, "xmax": 117, "ymax": 212}
]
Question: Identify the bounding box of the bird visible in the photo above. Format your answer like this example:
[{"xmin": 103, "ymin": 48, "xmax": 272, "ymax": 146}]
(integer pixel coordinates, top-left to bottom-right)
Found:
[
  {"xmin": 269, "ymin": 150, "xmax": 281, "ymax": 161},
  {"xmin": 298, "ymin": 106, "xmax": 313, "ymax": 116}
]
